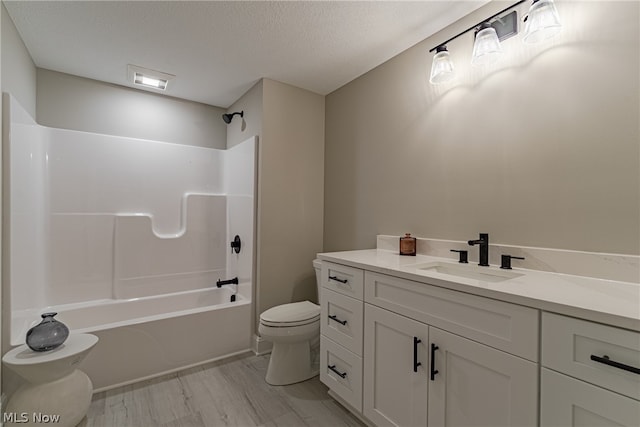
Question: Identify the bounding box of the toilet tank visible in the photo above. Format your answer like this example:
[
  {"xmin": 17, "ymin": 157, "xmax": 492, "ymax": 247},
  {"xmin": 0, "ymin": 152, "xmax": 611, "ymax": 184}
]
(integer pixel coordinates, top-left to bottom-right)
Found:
[{"xmin": 313, "ymin": 259, "xmax": 322, "ymax": 300}]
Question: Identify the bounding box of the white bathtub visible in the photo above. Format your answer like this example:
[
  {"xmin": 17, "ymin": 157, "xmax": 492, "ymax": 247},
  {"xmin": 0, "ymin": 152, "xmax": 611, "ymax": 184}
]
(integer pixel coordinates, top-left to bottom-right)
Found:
[{"xmin": 11, "ymin": 287, "xmax": 252, "ymax": 391}]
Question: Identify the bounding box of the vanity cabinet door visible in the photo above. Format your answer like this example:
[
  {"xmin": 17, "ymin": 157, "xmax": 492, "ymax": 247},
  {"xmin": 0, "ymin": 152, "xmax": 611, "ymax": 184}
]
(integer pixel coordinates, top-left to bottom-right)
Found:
[
  {"xmin": 428, "ymin": 327, "xmax": 538, "ymax": 427},
  {"xmin": 541, "ymin": 368, "xmax": 640, "ymax": 427},
  {"xmin": 363, "ymin": 304, "xmax": 429, "ymax": 427}
]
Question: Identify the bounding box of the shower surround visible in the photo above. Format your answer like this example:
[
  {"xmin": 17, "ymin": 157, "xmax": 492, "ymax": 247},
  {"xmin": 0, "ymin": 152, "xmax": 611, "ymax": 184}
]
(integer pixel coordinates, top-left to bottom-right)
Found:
[{"xmin": 4, "ymin": 93, "xmax": 256, "ymax": 390}]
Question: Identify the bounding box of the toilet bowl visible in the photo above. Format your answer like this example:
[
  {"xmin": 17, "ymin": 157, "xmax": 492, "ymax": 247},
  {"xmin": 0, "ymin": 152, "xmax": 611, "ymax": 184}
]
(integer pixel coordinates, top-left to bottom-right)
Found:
[{"xmin": 259, "ymin": 259, "xmax": 322, "ymax": 385}]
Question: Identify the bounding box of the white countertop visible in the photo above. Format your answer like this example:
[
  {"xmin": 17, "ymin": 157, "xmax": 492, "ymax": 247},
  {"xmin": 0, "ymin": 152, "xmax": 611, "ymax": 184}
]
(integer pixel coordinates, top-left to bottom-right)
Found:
[{"xmin": 317, "ymin": 249, "xmax": 640, "ymax": 331}]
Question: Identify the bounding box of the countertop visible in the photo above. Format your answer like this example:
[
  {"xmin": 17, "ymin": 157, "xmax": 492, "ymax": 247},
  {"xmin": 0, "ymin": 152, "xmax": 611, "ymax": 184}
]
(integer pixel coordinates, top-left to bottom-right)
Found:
[{"xmin": 317, "ymin": 249, "xmax": 640, "ymax": 331}]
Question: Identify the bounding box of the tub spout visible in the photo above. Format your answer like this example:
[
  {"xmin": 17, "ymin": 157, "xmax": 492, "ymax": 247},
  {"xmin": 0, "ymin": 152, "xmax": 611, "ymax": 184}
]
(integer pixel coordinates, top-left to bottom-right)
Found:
[{"xmin": 217, "ymin": 277, "xmax": 238, "ymax": 288}]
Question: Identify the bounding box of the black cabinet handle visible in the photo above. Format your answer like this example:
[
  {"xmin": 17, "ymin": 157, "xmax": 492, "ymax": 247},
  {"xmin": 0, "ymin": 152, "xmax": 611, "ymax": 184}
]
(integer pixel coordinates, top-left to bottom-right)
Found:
[
  {"xmin": 328, "ymin": 314, "xmax": 347, "ymax": 325},
  {"xmin": 329, "ymin": 275, "xmax": 348, "ymax": 284},
  {"xmin": 590, "ymin": 354, "xmax": 640, "ymax": 375},
  {"xmin": 328, "ymin": 364, "xmax": 347, "ymax": 378},
  {"xmin": 413, "ymin": 337, "xmax": 422, "ymax": 373},
  {"xmin": 430, "ymin": 343, "xmax": 439, "ymax": 380}
]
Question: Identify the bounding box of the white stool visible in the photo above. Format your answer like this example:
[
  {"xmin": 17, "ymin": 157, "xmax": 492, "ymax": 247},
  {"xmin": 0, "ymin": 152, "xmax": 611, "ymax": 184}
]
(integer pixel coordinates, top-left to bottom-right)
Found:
[{"xmin": 2, "ymin": 333, "xmax": 98, "ymax": 427}]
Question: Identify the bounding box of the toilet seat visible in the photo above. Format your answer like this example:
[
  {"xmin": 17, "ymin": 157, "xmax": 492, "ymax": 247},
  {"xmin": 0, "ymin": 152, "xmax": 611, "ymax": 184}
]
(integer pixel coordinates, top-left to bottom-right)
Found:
[{"xmin": 260, "ymin": 301, "xmax": 320, "ymax": 327}]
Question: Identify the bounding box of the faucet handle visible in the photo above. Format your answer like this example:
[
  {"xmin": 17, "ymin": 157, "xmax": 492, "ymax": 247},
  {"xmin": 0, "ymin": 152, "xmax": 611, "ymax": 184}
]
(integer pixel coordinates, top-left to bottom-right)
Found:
[
  {"xmin": 501, "ymin": 254, "xmax": 525, "ymax": 270},
  {"xmin": 450, "ymin": 249, "xmax": 468, "ymax": 263}
]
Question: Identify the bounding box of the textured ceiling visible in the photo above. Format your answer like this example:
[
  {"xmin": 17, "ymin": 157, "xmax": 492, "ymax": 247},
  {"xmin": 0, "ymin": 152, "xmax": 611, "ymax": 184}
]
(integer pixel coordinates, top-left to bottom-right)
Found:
[{"xmin": 4, "ymin": 1, "xmax": 489, "ymax": 108}]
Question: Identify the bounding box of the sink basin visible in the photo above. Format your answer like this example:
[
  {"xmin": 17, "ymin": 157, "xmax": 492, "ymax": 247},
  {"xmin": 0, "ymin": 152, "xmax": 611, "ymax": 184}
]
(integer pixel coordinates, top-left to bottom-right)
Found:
[{"xmin": 414, "ymin": 261, "xmax": 523, "ymax": 283}]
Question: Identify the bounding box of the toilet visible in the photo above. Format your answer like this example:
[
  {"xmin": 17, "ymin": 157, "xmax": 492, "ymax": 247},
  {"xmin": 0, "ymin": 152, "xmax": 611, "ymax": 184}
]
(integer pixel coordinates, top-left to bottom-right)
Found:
[{"xmin": 259, "ymin": 259, "xmax": 322, "ymax": 385}]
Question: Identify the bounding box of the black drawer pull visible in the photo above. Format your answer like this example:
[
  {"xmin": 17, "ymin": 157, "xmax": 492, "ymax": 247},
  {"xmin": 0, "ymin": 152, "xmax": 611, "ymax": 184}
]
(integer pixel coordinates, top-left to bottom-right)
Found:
[
  {"xmin": 329, "ymin": 275, "xmax": 348, "ymax": 284},
  {"xmin": 328, "ymin": 364, "xmax": 347, "ymax": 378},
  {"xmin": 590, "ymin": 354, "xmax": 640, "ymax": 375},
  {"xmin": 430, "ymin": 343, "xmax": 439, "ymax": 380},
  {"xmin": 413, "ymin": 337, "xmax": 422, "ymax": 373},
  {"xmin": 328, "ymin": 314, "xmax": 347, "ymax": 325}
]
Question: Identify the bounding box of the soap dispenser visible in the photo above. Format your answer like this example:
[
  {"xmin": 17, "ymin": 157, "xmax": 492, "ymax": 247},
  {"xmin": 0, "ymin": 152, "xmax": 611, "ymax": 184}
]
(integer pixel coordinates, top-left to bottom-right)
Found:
[{"xmin": 399, "ymin": 233, "xmax": 417, "ymax": 256}]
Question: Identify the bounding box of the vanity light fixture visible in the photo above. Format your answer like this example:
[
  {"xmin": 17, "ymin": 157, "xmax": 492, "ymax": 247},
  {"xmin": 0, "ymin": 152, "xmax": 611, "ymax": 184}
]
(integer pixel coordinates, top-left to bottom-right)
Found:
[
  {"xmin": 428, "ymin": 0, "xmax": 562, "ymax": 84},
  {"xmin": 127, "ymin": 65, "xmax": 175, "ymax": 92}
]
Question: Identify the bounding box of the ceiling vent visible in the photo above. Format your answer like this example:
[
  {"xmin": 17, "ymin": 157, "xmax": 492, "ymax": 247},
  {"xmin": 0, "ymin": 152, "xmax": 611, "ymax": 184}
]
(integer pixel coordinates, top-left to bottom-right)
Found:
[{"xmin": 127, "ymin": 64, "xmax": 175, "ymax": 92}]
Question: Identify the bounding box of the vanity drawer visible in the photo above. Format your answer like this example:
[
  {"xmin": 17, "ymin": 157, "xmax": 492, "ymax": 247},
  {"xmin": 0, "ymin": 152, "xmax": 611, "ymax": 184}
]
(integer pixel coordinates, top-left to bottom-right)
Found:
[
  {"xmin": 542, "ymin": 312, "xmax": 640, "ymax": 400},
  {"xmin": 364, "ymin": 271, "xmax": 539, "ymax": 361},
  {"xmin": 321, "ymin": 288, "xmax": 364, "ymax": 356},
  {"xmin": 321, "ymin": 262, "xmax": 364, "ymax": 300},
  {"xmin": 320, "ymin": 336, "xmax": 363, "ymax": 412}
]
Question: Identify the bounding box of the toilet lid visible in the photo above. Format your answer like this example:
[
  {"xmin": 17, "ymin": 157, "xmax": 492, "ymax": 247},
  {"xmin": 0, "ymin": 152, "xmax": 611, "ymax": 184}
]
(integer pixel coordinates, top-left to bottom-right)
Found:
[{"xmin": 260, "ymin": 301, "xmax": 320, "ymax": 327}]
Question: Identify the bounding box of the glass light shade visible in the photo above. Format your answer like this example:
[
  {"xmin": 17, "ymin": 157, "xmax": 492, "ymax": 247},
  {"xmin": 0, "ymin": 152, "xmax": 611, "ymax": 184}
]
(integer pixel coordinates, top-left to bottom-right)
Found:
[
  {"xmin": 471, "ymin": 26, "xmax": 502, "ymax": 67},
  {"xmin": 429, "ymin": 49, "xmax": 455, "ymax": 84},
  {"xmin": 523, "ymin": 0, "xmax": 562, "ymax": 44}
]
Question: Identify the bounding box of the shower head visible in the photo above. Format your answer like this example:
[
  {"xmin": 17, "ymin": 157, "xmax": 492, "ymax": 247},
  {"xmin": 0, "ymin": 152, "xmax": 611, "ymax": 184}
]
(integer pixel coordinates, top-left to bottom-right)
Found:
[{"xmin": 222, "ymin": 111, "xmax": 244, "ymax": 124}]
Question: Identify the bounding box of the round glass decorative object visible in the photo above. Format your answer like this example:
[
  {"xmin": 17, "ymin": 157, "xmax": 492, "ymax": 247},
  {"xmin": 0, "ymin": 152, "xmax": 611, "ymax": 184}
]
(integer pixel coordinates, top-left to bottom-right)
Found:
[{"xmin": 26, "ymin": 312, "xmax": 70, "ymax": 352}]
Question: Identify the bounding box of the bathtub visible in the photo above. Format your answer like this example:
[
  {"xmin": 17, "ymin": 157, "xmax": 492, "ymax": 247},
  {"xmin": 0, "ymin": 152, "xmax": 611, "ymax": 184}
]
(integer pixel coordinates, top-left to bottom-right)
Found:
[{"xmin": 10, "ymin": 286, "xmax": 252, "ymax": 391}]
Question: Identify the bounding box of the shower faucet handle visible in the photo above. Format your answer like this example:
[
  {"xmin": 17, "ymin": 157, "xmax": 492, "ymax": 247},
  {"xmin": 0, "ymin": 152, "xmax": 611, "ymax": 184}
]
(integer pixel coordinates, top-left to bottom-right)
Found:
[{"xmin": 230, "ymin": 235, "xmax": 241, "ymax": 254}]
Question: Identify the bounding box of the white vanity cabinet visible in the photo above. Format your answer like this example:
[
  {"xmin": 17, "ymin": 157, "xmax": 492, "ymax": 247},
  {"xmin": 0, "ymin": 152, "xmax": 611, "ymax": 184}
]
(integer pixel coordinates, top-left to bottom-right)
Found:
[
  {"xmin": 363, "ymin": 271, "xmax": 538, "ymax": 427},
  {"xmin": 318, "ymin": 252, "xmax": 640, "ymax": 427},
  {"xmin": 540, "ymin": 312, "xmax": 640, "ymax": 427}
]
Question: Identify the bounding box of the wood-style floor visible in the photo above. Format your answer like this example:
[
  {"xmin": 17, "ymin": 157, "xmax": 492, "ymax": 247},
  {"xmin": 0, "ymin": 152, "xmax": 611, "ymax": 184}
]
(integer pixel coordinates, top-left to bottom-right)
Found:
[{"xmin": 81, "ymin": 352, "xmax": 364, "ymax": 427}]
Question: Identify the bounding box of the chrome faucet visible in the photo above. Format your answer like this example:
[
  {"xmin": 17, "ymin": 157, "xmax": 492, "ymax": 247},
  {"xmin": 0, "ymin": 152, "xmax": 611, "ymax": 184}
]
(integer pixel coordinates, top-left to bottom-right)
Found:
[{"xmin": 468, "ymin": 233, "xmax": 489, "ymax": 266}]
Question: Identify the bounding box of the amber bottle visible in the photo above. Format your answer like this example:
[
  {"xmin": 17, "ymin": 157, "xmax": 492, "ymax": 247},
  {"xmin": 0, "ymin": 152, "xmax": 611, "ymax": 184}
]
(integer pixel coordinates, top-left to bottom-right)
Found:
[{"xmin": 399, "ymin": 233, "xmax": 417, "ymax": 256}]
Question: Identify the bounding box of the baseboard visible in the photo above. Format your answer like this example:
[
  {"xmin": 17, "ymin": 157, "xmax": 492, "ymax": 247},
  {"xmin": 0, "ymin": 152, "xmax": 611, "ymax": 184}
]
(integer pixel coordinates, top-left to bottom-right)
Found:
[
  {"xmin": 92, "ymin": 348, "xmax": 252, "ymax": 393},
  {"xmin": 252, "ymin": 333, "xmax": 272, "ymax": 355}
]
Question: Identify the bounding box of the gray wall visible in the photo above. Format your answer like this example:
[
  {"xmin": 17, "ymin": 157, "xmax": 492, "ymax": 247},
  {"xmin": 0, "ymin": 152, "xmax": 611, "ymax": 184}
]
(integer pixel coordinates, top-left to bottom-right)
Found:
[
  {"xmin": 37, "ymin": 69, "xmax": 227, "ymax": 148},
  {"xmin": 1, "ymin": 2, "xmax": 36, "ymax": 117},
  {"xmin": 324, "ymin": 0, "xmax": 639, "ymax": 256},
  {"xmin": 227, "ymin": 79, "xmax": 325, "ymax": 332},
  {"xmin": 226, "ymin": 80, "xmax": 263, "ymax": 149},
  {"xmin": 259, "ymin": 79, "xmax": 324, "ymax": 314}
]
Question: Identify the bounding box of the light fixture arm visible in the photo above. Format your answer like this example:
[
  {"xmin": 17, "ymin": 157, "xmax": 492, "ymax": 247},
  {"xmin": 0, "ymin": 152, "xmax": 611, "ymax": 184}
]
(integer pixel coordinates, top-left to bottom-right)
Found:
[{"xmin": 428, "ymin": 0, "xmax": 526, "ymax": 52}]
